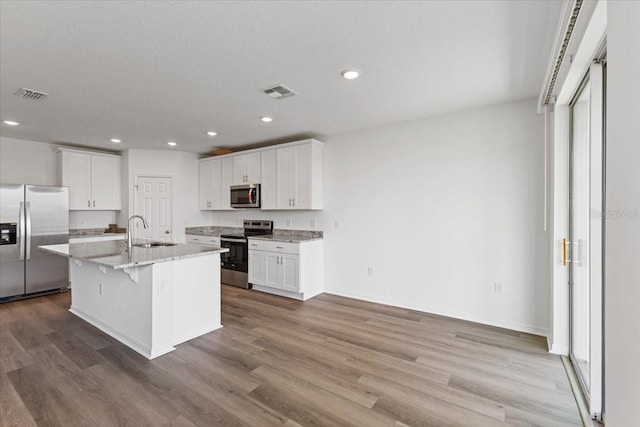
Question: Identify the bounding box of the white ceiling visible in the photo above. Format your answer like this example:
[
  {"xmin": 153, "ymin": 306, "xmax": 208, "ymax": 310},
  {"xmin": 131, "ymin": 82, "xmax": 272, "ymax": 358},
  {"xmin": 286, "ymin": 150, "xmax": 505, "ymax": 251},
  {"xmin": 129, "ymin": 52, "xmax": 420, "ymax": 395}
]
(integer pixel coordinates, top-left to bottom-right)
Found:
[{"xmin": 0, "ymin": 0, "xmax": 562, "ymax": 154}]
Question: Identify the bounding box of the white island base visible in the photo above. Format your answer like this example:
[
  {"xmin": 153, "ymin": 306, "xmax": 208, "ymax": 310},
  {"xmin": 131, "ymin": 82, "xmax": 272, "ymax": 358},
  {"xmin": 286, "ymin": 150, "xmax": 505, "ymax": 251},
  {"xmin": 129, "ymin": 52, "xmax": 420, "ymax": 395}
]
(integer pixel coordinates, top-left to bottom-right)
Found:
[{"xmin": 69, "ymin": 253, "xmax": 221, "ymax": 359}]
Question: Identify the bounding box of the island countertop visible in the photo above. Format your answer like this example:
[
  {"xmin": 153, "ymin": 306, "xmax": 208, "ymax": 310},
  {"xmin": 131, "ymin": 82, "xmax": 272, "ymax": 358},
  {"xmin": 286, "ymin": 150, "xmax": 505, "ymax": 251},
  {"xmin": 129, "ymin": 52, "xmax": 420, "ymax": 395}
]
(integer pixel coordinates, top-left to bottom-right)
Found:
[{"xmin": 39, "ymin": 240, "xmax": 229, "ymax": 270}]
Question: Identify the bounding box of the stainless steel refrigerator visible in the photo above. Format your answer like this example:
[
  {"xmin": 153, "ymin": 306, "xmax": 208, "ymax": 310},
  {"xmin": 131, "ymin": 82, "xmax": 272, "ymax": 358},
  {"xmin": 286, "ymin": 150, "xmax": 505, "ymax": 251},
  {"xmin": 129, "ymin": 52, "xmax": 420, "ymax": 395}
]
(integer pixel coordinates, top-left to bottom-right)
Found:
[{"xmin": 0, "ymin": 184, "xmax": 69, "ymax": 300}]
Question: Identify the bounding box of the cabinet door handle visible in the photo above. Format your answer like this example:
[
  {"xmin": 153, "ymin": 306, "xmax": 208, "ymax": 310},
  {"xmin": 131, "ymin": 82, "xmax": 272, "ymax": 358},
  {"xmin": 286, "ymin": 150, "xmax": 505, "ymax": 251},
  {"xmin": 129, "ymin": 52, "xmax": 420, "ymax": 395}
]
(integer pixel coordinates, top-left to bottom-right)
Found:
[
  {"xmin": 276, "ymin": 246, "xmax": 283, "ymax": 249},
  {"xmin": 93, "ymin": 200, "xmax": 95, "ymax": 208},
  {"xmin": 88, "ymin": 200, "xmax": 91, "ymax": 208},
  {"xmin": 292, "ymin": 198, "xmax": 295, "ymax": 207}
]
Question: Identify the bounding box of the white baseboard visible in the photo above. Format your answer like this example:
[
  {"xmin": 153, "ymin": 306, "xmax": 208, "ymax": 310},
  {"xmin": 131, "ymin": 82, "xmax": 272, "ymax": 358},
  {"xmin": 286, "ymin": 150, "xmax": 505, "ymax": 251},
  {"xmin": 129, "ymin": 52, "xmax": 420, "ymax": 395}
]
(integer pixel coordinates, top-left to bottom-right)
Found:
[
  {"xmin": 252, "ymin": 285, "xmax": 304, "ymax": 300},
  {"xmin": 323, "ymin": 288, "xmax": 549, "ymax": 337},
  {"xmin": 174, "ymin": 324, "xmax": 222, "ymax": 347},
  {"xmin": 548, "ymin": 342, "xmax": 570, "ymax": 356}
]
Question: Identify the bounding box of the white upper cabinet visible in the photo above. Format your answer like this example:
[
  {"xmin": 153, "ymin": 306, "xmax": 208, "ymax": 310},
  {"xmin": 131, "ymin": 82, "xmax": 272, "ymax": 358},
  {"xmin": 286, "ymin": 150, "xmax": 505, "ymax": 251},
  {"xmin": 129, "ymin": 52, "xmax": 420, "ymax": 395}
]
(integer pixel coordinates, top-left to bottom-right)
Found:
[
  {"xmin": 58, "ymin": 148, "xmax": 121, "ymax": 210},
  {"xmin": 199, "ymin": 139, "xmax": 323, "ymax": 211},
  {"xmin": 220, "ymin": 157, "xmax": 234, "ymax": 209},
  {"xmin": 260, "ymin": 149, "xmax": 277, "ymax": 209},
  {"xmin": 199, "ymin": 158, "xmax": 213, "ymax": 210},
  {"xmin": 199, "ymin": 157, "xmax": 233, "ymax": 211},
  {"xmin": 275, "ymin": 140, "xmax": 323, "ymax": 210},
  {"xmin": 233, "ymin": 152, "xmax": 261, "ymax": 185},
  {"xmin": 199, "ymin": 158, "xmax": 222, "ymax": 210}
]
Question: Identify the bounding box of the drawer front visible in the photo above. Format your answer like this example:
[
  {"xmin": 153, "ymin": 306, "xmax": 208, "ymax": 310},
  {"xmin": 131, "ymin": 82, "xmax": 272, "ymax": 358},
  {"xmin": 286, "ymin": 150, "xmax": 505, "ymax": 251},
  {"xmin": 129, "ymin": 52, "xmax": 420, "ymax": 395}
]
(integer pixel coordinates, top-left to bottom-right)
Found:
[
  {"xmin": 186, "ymin": 235, "xmax": 220, "ymax": 246},
  {"xmin": 248, "ymin": 239, "xmax": 265, "ymax": 250},
  {"xmin": 263, "ymin": 240, "xmax": 299, "ymax": 254}
]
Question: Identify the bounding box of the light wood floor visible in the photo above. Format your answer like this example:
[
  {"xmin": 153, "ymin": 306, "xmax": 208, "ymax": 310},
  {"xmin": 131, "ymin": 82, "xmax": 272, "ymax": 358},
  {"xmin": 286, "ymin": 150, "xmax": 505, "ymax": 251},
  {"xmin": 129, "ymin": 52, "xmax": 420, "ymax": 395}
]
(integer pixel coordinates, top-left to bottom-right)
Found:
[{"xmin": 1, "ymin": 286, "xmax": 581, "ymax": 426}]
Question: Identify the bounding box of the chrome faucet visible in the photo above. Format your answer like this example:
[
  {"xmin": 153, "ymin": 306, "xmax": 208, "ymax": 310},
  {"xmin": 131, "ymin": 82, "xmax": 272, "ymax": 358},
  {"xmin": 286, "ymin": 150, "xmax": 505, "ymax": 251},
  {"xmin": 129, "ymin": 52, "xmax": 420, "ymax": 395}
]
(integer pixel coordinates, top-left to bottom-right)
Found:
[{"xmin": 126, "ymin": 215, "xmax": 149, "ymax": 251}]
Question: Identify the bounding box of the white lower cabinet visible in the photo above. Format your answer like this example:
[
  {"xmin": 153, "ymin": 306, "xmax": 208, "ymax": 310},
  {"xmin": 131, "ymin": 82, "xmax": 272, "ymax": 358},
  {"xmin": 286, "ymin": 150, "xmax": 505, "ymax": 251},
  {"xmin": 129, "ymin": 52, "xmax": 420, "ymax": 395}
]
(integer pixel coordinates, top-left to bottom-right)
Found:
[
  {"xmin": 260, "ymin": 251, "xmax": 299, "ymax": 292},
  {"xmin": 281, "ymin": 253, "xmax": 299, "ymax": 292},
  {"xmin": 248, "ymin": 238, "xmax": 323, "ymax": 300},
  {"xmin": 248, "ymin": 249, "xmax": 265, "ymax": 285}
]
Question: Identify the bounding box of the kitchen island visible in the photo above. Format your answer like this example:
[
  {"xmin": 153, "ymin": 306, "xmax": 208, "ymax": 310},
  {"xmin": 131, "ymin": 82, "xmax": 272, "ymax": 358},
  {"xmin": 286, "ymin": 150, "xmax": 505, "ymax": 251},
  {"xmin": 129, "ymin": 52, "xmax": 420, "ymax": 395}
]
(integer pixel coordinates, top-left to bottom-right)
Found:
[{"xmin": 39, "ymin": 240, "xmax": 228, "ymax": 359}]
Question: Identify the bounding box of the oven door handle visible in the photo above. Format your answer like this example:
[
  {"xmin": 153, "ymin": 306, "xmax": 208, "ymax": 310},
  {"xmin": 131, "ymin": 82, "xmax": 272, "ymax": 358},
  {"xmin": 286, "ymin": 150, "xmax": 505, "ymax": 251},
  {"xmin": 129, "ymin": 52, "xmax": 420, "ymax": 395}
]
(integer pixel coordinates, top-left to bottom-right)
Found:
[{"xmin": 221, "ymin": 238, "xmax": 247, "ymax": 243}]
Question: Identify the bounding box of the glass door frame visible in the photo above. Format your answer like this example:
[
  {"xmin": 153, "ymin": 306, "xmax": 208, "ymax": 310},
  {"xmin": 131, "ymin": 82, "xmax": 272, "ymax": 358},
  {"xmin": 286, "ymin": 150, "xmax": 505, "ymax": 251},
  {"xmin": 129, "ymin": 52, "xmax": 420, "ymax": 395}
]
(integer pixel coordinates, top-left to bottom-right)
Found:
[{"xmin": 568, "ymin": 60, "xmax": 605, "ymax": 419}]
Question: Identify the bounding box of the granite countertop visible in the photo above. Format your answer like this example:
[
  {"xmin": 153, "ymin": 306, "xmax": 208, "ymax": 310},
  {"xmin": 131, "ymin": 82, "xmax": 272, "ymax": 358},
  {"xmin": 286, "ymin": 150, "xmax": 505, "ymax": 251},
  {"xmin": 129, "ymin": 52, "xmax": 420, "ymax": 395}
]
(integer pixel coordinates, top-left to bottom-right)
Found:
[
  {"xmin": 39, "ymin": 240, "xmax": 229, "ymax": 270},
  {"xmin": 70, "ymin": 228, "xmax": 127, "ymax": 238},
  {"xmin": 248, "ymin": 233, "xmax": 323, "ymax": 243},
  {"xmin": 186, "ymin": 226, "xmax": 323, "ymax": 243},
  {"xmin": 185, "ymin": 226, "xmax": 243, "ymax": 237}
]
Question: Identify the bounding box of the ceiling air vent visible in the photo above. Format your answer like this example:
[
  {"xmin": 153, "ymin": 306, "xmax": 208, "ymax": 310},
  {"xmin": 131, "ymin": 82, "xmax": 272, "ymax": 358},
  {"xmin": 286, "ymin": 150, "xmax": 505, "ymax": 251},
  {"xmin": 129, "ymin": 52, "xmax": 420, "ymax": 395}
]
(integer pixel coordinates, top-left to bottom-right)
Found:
[
  {"xmin": 15, "ymin": 88, "xmax": 49, "ymax": 101},
  {"xmin": 261, "ymin": 84, "xmax": 297, "ymax": 100}
]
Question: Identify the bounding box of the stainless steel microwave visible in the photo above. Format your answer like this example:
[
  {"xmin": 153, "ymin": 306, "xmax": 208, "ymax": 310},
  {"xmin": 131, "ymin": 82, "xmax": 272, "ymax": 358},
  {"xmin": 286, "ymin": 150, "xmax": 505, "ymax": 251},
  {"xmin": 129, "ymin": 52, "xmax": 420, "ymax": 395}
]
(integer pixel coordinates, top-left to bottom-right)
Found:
[{"xmin": 230, "ymin": 184, "xmax": 260, "ymax": 208}]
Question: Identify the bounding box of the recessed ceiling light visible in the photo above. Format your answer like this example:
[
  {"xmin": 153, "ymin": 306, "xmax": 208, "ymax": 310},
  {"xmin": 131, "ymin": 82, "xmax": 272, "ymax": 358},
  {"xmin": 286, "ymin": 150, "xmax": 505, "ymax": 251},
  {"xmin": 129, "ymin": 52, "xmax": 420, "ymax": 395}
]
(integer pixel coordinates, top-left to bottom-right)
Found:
[
  {"xmin": 2, "ymin": 120, "xmax": 20, "ymax": 126},
  {"xmin": 110, "ymin": 138, "xmax": 122, "ymax": 143},
  {"xmin": 167, "ymin": 141, "xmax": 177, "ymax": 146},
  {"xmin": 206, "ymin": 131, "xmax": 218, "ymax": 137},
  {"xmin": 341, "ymin": 70, "xmax": 361, "ymax": 80},
  {"xmin": 260, "ymin": 116, "xmax": 273, "ymax": 123}
]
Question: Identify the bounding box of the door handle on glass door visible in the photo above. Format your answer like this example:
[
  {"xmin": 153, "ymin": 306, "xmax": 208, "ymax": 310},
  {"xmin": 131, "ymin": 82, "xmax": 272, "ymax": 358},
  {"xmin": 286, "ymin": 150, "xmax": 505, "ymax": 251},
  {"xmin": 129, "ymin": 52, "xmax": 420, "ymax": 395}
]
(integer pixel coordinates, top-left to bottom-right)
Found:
[
  {"xmin": 563, "ymin": 238, "xmax": 571, "ymax": 266},
  {"xmin": 572, "ymin": 240, "xmax": 582, "ymax": 265}
]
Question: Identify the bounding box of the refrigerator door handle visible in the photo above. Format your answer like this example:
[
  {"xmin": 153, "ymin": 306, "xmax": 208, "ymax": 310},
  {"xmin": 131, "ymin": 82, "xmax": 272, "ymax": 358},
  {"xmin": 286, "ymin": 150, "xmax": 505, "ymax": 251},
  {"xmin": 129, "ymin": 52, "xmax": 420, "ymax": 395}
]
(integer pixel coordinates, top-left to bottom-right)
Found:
[
  {"xmin": 25, "ymin": 202, "xmax": 32, "ymax": 260},
  {"xmin": 19, "ymin": 202, "xmax": 26, "ymax": 260}
]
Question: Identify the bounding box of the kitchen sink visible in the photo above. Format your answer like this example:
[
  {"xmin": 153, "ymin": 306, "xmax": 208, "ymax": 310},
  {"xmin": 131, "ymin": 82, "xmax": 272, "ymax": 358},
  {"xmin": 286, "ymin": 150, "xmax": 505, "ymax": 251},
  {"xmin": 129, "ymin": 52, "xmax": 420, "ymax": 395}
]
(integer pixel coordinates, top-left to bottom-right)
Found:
[{"xmin": 133, "ymin": 242, "xmax": 177, "ymax": 248}]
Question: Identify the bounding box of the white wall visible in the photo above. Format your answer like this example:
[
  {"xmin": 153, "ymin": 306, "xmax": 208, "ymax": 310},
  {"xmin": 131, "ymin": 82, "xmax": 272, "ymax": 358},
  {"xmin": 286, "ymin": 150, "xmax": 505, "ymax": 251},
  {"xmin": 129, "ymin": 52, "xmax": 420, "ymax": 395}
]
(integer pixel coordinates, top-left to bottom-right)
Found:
[
  {"xmin": 210, "ymin": 210, "xmax": 322, "ymax": 231},
  {"xmin": 322, "ymin": 98, "xmax": 549, "ymax": 335},
  {"xmin": 0, "ymin": 136, "xmax": 117, "ymax": 228},
  {"xmin": 119, "ymin": 149, "xmax": 210, "ymax": 243},
  {"xmin": 605, "ymin": 1, "xmax": 640, "ymax": 425},
  {"xmin": 1, "ymin": 137, "xmax": 57, "ymax": 185}
]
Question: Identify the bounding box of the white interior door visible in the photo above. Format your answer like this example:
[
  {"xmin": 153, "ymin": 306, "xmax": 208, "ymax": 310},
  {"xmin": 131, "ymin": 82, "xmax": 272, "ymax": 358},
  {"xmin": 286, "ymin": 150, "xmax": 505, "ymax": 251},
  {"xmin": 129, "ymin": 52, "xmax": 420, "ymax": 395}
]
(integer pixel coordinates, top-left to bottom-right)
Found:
[{"xmin": 135, "ymin": 176, "xmax": 173, "ymax": 242}]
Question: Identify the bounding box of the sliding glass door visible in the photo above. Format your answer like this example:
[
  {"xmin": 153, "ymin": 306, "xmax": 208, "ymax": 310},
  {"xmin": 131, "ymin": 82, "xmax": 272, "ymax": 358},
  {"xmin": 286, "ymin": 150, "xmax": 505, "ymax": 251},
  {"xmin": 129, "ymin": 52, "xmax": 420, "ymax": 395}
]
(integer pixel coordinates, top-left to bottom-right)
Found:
[{"xmin": 569, "ymin": 62, "xmax": 604, "ymax": 418}]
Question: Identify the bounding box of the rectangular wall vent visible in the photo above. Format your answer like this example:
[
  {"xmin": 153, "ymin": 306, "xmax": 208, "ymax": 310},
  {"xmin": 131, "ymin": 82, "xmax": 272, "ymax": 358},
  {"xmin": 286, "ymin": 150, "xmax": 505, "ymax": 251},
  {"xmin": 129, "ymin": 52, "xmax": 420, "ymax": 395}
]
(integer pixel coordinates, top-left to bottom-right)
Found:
[
  {"xmin": 14, "ymin": 88, "xmax": 49, "ymax": 101},
  {"xmin": 261, "ymin": 84, "xmax": 297, "ymax": 99}
]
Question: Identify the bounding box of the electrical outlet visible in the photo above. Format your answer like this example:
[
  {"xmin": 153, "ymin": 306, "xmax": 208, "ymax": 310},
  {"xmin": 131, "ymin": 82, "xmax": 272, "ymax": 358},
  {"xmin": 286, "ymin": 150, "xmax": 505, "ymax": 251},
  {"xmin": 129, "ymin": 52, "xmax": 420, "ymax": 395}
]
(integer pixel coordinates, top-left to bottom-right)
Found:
[
  {"xmin": 335, "ymin": 220, "xmax": 341, "ymax": 230},
  {"xmin": 99, "ymin": 283, "xmax": 103, "ymax": 295},
  {"xmin": 286, "ymin": 219, "xmax": 292, "ymax": 227},
  {"xmin": 494, "ymin": 282, "xmax": 503, "ymax": 294},
  {"xmin": 310, "ymin": 219, "xmax": 316, "ymax": 228},
  {"xmin": 368, "ymin": 266, "xmax": 375, "ymax": 277}
]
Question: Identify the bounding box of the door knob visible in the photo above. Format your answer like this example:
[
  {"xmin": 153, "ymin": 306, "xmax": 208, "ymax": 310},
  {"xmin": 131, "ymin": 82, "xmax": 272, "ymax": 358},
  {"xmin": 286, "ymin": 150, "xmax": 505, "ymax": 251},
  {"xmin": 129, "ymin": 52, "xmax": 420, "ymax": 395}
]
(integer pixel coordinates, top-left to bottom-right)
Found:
[{"xmin": 165, "ymin": 230, "xmax": 170, "ymax": 234}]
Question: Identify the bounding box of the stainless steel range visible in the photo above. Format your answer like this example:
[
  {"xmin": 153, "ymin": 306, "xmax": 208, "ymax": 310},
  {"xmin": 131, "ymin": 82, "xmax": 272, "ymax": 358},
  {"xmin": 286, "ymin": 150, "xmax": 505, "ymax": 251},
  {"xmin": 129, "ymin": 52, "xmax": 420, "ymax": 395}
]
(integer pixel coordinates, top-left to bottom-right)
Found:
[{"xmin": 220, "ymin": 220, "xmax": 272, "ymax": 289}]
